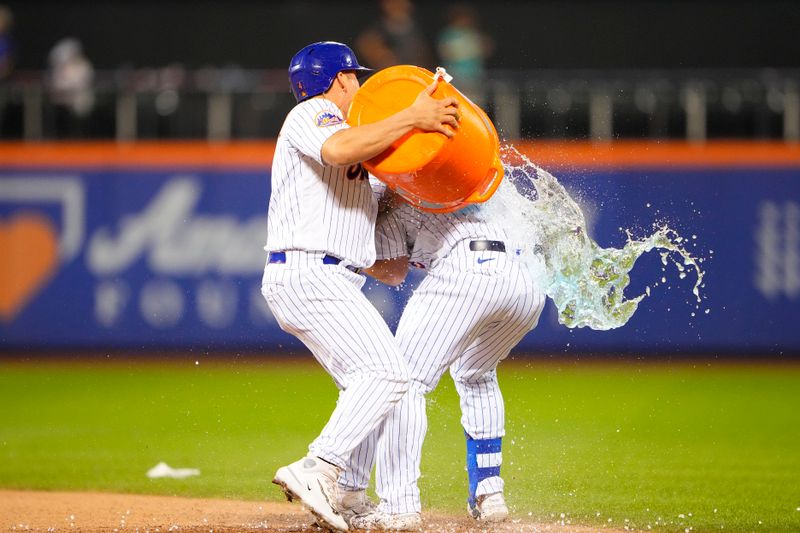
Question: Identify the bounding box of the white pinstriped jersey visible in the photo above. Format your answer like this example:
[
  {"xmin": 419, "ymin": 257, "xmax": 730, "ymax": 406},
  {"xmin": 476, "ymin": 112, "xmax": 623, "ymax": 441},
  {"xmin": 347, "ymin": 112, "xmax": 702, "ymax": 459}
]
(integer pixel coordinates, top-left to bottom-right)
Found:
[
  {"xmin": 374, "ymin": 202, "xmax": 510, "ymax": 268},
  {"xmin": 266, "ymin": 97, "xmax": 377, "ymax": 267},
  {"xmin": 349, "ymin": 200, "xmax": 546, "ymax": 514},
  {"xmin": 262, "ymin": 99, "xmax": 409, "ymax": 476}
]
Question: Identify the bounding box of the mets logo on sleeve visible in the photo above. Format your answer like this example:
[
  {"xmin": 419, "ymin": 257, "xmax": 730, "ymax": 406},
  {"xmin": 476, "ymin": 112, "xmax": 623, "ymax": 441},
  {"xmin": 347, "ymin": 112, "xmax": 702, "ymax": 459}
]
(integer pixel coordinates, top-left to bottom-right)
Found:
[{"xmin": 315, "ymin": 111, "xmax": 344, "ymax": 127}]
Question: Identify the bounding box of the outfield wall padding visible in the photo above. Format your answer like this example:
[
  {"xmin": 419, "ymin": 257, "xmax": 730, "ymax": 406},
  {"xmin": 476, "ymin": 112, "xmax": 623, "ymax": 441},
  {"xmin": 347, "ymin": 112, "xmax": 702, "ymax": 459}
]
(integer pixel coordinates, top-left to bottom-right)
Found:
[{"xmin": 1, "ymin": 141, "xmax": 798, "ymax": 355}]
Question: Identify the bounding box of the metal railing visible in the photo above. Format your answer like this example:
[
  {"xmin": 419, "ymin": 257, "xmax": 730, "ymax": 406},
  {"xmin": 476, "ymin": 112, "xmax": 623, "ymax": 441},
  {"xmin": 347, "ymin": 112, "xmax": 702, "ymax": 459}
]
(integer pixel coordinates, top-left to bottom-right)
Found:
[{"xmin": 1, "ymin": 67, "xmax": 798, "ymax": 142}]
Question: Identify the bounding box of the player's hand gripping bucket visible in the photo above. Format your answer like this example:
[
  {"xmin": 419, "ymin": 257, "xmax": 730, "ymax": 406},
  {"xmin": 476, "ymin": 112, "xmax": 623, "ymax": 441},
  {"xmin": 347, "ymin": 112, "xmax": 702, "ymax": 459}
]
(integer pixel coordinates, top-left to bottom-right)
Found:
[{"xmin": 347, "ymin": 65, "xmax": 504, "ymax": 213}]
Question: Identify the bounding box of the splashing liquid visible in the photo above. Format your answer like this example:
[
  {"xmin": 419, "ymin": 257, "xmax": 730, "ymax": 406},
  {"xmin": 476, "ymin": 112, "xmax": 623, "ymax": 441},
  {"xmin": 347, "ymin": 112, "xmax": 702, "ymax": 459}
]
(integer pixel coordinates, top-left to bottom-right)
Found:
[{"xmin": 482, "ymin": 145, "xmax": 706, "ymax": 330}]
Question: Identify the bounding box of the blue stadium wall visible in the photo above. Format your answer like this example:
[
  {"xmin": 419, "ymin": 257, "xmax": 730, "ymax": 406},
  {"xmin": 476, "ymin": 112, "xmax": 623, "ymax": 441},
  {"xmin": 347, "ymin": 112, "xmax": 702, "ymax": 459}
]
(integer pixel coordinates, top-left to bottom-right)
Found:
[{"xmin": 1, "ymin": 141, "xmax": 798, "ymax": 355}]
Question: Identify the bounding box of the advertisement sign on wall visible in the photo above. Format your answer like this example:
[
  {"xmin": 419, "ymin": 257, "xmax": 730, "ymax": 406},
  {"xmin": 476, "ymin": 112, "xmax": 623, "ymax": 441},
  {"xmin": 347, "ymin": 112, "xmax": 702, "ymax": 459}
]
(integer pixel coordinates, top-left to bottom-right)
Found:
[{"xmin": 1, "ymin": 142, "xmax": 798, "ymax": 354}]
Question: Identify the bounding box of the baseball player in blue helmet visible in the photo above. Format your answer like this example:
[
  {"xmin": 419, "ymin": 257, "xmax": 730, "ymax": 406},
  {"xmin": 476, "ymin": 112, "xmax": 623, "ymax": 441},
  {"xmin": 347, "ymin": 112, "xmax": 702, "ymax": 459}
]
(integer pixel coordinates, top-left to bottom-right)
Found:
[
  {"xmin": 289, "ymin": 41, "xmax": 372, "ymax": 102},
  {"xmin": 265, "ymin": 41, "xmax": 460, "ymax": 532}
]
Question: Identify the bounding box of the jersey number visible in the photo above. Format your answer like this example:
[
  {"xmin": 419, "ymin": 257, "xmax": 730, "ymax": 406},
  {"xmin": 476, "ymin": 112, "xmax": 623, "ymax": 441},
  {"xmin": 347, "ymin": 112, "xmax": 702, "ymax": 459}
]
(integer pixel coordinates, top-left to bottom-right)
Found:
[{"xmin": 346, "ymin": 163, "xmax": 369, "ymax": 181}]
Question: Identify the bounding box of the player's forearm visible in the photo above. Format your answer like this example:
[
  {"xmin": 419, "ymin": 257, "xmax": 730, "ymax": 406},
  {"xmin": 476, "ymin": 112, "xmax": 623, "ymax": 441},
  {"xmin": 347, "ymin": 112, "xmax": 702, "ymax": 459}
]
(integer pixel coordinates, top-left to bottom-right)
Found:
[
  {"xmin": 364, "ymin": 256, "xmax": 409, "ymax": 286},
  {"xmin": 321, "ymin": 110, "xmax": 416, "ymax": 167}
]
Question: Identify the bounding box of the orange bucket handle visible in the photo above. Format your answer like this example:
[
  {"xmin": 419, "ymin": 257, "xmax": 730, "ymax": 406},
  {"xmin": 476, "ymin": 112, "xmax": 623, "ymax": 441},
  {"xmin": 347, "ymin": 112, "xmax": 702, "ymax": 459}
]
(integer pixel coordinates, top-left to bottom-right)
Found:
[{"xmin": 465, "ymin": 154, "xmax": 504, "ymax": 204}]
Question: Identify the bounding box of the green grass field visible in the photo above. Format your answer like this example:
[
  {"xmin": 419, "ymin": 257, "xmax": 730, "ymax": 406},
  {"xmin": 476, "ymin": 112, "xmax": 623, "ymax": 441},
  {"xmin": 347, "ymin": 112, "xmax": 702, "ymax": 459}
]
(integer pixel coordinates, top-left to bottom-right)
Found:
[{"xmin": 1, "ymin": 357, "xmax": 799, "ymax": 532}]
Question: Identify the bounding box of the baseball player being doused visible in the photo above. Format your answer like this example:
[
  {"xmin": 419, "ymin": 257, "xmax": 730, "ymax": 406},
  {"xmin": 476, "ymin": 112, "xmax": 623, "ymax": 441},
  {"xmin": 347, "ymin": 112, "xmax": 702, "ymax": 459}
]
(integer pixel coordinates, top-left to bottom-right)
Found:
[
  {"xmin": 340, "ymin": 187, "xmax": 546, "ymax": 530},
  {"xmin": 261, "ymin": 41, "xmax": 460, "ymax": 532}
]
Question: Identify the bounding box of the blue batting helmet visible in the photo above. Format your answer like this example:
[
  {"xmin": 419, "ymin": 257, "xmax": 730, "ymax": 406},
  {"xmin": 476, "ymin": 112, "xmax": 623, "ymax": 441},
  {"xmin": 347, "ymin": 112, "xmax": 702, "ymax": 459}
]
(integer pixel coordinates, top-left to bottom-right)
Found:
[{"xmin": 288, "ymin": 41, "xmax": 371, "ymax": 103}]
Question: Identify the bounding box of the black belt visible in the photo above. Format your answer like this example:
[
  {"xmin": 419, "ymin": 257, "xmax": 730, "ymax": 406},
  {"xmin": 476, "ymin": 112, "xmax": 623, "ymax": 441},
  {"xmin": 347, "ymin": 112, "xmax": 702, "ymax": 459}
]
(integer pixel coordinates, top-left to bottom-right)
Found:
[
  {"xmin": 267, "ymin": 251, "xmax": 362, "ymax": 274},
  {"xmin": 469, "ymin": 240, "xmax": 506, "ymax": 253}
]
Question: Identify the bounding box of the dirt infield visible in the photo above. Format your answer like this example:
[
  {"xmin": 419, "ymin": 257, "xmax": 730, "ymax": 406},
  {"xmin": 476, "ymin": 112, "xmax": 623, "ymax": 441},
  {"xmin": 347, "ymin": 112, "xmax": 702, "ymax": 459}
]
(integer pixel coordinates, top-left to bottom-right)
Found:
[{"xmin": 0, "ymin": 490, "xmax": 627, "ymax": 532}]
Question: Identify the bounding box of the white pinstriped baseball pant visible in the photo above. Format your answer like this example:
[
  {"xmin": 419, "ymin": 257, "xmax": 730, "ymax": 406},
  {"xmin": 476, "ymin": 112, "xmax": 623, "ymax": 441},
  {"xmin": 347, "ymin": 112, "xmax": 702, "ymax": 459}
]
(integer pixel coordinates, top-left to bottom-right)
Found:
[
  {"xmin": 261, "ymin": 251, "xmax": 409, "ymax": 469},
  {"xmin": 341, "ymin": 242, "xmax": 545, "ymax": 513}
]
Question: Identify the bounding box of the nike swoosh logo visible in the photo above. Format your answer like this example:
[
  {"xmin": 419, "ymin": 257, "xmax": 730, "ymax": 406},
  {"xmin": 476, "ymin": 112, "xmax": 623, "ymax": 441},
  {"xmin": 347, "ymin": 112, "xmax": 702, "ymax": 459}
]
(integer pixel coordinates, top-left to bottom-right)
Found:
[
  {"xmin": 477, "ymin": 258, "xmax": 496, "ymax": 264},
  {"xmin": 288, "ymin": 469, "xmax": 313, "ymax": 493}
]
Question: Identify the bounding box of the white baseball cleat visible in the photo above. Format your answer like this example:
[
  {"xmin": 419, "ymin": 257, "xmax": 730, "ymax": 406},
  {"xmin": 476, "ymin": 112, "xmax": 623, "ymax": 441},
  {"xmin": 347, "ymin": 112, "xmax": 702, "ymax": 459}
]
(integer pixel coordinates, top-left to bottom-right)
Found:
[
  {"xmin": 335, "ymin": 488, "xmax": 377, "ymax": 524},
  {"xmin": 468, "ymin": 492, "xmax": 509, "ymax": 522},
  {"xmin": 349, "ymin": 510, "xmax": 422, "ymax": 531},
  {"xmin": 272, "ymin": 456, "xmax": 349, "ymax": 532}
]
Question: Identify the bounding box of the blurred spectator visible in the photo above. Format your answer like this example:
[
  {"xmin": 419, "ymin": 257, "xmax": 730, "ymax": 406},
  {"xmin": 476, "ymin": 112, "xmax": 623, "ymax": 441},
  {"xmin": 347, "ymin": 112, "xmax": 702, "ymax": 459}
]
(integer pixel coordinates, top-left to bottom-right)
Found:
[
  {"xmin": 436, "ymin": 3, "xmax": 493, "ymax": 105},
  {"xmin": 47, "ymin": 37, "xmax": 95, "ymax": 138},
  {"xmin": 0, "ymin": 5, "xmax": 14, "ymax": 138},
  {"xmin": 356, "ymin": 0, "xmax": 433, "ymax": 70},
  {"xmin": 0, "ymin": 4, "xmax": 14, "ymax": 80}
]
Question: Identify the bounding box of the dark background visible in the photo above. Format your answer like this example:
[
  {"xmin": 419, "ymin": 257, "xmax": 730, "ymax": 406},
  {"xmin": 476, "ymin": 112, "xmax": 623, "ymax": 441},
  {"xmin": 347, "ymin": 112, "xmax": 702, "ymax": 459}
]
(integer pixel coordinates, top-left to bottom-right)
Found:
[{"xmin": 6, "ymin": 0, "xmax": 800, "ymax": 70}]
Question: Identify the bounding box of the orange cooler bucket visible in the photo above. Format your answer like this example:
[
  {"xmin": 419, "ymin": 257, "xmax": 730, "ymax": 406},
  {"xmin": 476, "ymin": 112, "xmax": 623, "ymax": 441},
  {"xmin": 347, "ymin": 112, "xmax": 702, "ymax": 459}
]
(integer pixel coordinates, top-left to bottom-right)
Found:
[{"xmin": 348, "ymin": 65, "xmax": 504, "ymax": 213}]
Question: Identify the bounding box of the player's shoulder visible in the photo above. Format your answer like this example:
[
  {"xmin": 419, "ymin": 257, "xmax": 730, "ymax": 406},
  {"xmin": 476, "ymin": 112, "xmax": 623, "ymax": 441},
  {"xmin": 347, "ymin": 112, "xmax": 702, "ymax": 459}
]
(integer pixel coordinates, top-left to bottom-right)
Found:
[
  {"xmin": 286, "ymin": 98, "xmax": 346, "ymax": 129},
  {"xmin": 392, "ymin": 202, "xmax": 426, "ymax": 228}
]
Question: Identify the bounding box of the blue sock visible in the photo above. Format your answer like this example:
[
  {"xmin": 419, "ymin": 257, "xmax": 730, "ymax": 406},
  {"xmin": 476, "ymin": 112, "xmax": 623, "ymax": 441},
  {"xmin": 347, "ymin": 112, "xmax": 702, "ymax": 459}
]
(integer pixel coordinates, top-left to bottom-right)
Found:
[{"xmin": 465, "ymin": 431, "xmax": 502, "ymax": 507}]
